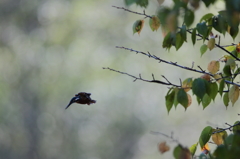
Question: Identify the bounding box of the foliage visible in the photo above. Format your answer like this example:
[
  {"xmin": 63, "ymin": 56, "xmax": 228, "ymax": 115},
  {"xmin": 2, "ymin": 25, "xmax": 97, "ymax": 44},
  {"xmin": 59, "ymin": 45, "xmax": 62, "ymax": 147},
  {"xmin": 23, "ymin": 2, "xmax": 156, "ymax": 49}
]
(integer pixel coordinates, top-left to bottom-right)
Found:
[{"xmin": 110, "ymin": 0, "xmax": 240, "ymax": 158}]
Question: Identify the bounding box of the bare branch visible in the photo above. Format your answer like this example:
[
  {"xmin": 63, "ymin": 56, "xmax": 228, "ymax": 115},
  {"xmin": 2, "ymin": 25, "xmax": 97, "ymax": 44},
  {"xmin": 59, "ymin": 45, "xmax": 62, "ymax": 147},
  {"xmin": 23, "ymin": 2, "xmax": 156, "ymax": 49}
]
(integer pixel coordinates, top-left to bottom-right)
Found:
[
  {"xmin": 213, "ymin": 121, "xmax": 240, "ymax": 134},
  {"xmin": 150, "ymin": 131, "xmax": 180, "ymax": 144},
  {"xmin": 102, "ymin": 67, "xmax": 181, "ymax": 87},
  {"xmin": 116, "ymin": 46, "xmax": 214, "ymax": 77},
  {"xmin": 112, "ymin": 6, "xmax": 152, "ymax": 19}
]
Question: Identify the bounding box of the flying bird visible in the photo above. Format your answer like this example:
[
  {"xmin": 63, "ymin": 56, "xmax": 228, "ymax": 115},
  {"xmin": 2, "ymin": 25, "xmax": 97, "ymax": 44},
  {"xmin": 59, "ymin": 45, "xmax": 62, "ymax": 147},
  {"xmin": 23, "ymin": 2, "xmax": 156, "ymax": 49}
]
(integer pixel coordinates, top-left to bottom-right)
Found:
[{"xmin": 65, "ymin": 92, "xmax": 96, "ymax": 109}]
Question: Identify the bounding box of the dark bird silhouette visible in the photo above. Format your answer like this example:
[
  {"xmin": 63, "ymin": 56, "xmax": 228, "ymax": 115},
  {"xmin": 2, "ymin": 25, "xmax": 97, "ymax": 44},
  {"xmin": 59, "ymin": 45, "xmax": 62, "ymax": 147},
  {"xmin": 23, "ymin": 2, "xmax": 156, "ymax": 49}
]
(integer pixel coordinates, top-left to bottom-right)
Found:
[{"xmin": 65, "ymin": 92, "xmax": 96, "ymax": 109}]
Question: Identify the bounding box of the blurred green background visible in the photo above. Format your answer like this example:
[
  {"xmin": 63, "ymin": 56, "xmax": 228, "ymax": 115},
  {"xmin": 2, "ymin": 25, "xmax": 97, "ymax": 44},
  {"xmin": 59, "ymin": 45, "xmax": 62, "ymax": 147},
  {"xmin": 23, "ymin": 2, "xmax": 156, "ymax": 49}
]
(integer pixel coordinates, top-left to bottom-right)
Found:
[{"xmin": 0, "ymin": 0, "xmax": 240, "ymax": 159}]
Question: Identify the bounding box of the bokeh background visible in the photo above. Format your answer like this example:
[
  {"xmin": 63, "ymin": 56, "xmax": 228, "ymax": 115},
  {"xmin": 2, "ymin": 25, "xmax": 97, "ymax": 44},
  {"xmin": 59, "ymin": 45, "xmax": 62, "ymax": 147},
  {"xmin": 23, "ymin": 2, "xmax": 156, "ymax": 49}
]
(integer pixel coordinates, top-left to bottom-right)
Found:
[{"xmin": 0, "ymin": 0, "xmax": 240, "ymax": 159}]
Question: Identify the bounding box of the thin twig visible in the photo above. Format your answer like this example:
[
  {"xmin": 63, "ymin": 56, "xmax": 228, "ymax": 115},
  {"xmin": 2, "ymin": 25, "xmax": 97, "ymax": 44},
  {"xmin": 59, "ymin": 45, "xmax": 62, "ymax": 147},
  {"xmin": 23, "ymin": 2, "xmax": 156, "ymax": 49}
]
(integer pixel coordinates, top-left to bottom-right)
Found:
[
  {"xmin": 112, "ymin": 6, "xmax": 152, "ymax": 19},
  {"xmin": 212, "ymin": 121, "xmax": 240, "ymax": 134},
  {"xmin": 102, "ymin": 67, "xmax": 181, "ymax": 87},
  {"xmin": 116, "ymin": 46, "xmax": 214, "ymax": 77},
  {"xmin": 150, "ymin": 131, "xmax": 180, "ymax": 144}
]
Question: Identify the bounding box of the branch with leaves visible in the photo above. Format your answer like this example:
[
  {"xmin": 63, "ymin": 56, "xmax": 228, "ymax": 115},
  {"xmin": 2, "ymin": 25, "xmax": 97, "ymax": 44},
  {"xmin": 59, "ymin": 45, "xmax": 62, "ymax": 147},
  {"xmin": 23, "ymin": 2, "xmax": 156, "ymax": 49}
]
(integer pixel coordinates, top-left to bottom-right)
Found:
[
  {"xmin": 107, "ymin": 5, "xmax": 240, "ymax": 110},
  {"xmin": 112, "ymin": 0, "xmax": 240, "ymax": 158}
]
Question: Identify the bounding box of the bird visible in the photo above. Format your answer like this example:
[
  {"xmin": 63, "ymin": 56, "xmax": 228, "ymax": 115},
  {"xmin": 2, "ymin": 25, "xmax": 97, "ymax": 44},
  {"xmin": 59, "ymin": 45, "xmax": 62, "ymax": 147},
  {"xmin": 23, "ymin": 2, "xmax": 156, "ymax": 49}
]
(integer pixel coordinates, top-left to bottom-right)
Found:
[{"xmin": 65, "ymin": 92, "xmax": 96, "ymax": 109}]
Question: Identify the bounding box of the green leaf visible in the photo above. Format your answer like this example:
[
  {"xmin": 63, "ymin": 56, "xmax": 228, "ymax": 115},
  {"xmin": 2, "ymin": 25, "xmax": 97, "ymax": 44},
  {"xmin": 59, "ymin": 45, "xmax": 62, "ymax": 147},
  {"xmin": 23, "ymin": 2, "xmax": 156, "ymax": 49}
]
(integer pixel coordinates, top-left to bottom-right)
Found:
[
  {"xmin": 184, "ymin": 9, "xmax": 194, "ymax": 27},
  {"xmin": 226, "ymin": 58, "xmax": 236, "ymax": 71},
  {"xmin": 189, "ymin": 143, "xmax": 198, "ymax": 157},
  {"xmin": 196, "ymin": 96, "xmax": 201, "ymax": 105},
  {"xmin": 199, "ymin": 126, "xmax": 213, "ymax": 148},
  {"xmin": 219, "ymin": 78, "xmax": 225, "ymax": 96},
  {"xmin": 175, "ymin": 33, "xmax": 184, "ymax": 50},
  {"xmin": 214, "ymin": 145, "xmax": 228, "ymax": 158},
  {"xmin": 223, "ymin": 92, "xmax": 229, "ymax": 107},
  {"xmin": 223, "ymin": 65, "xmax": 232, "ymax": 76},
  {"xmin": 229, "ymin": 26, "xmax": 239, "ymax": 40},
  {"xmin": 157, "ymin": 7, "xmax": 170, "ymax": 27},
  {"xmin": 196, "ymin": 22, "xmax": 208, "ymax": 39},
  {"xmin": 173, "ymin": 88, "xmax": 179, "ymax": 107},
  {"xmin": 180, "ymin": 25, "xmax": 187, "ymax": 42},
  {"xmin": 162, "ymin": 32, "xmax": 173, "ymax": 49},
  {"xmin": 165, "ymin": 88, "xmax": 175, "ymax": 113},
  {"xmin": 192, "ymin": 78, "xmax": 207, "ymax": 100},
  {"xmin": 125, "ymin": 0, "xmax": 149, "ymax": 8},
  {"xmin": 233, "ymin": 121, "xmax": 240, "ymax": 134},
  {"xmin": 177, "ymin": 88, "xmax": 188, "ymax": 109},
  {"xmin": 200, "ymin": 44, "xmax": 208, "ymax": 56},
  {"xmin": 212, "ymin": 15, "xmax": 227, "ymax": 35},
  {"xmin": 224, "ymin": 134, "xmax": 233, "ymax": 146},
  {"xmin": 204, "ymin": 79, "xmax": 211, "ymax": 96},
  {"xmin": 209, "ymin": 82, "xmax": 218, "ymax": 101},
  {"xmin": 202, "ymin": 0, "xmax": 216, "ymax": 7},
  {"xmin": 202, "ymin": 94, "xmax": 211, "ymax": 109},
  {"xmin": 132, "ymin": 20, "xmax": 144, "ymax": 35},
  {"xmin": 191, "ymin": 28, "xmax": 196, "ymax": 45},
  {"xmin": 173, "ymin": 145, "xmax": 182, "ymax": 159},
  {"xmin": 200, "ymin": 13, "xmax": 214, "ymax": 22},
  {"xmin": 125, "ymin": 0, "xmax": 135, "ymax": 6},
  {"xmin": 173, "ymin": 144, "xmax": 191, "ymax": 159}
]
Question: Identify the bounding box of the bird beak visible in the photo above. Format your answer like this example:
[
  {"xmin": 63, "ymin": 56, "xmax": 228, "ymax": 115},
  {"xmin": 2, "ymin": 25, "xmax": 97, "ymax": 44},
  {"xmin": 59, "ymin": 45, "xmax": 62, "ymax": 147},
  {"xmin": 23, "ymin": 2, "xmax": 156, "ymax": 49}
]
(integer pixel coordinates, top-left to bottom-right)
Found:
[{"xmin": 65, "ymin": 96, "xmax": 79, "ymax": 109}]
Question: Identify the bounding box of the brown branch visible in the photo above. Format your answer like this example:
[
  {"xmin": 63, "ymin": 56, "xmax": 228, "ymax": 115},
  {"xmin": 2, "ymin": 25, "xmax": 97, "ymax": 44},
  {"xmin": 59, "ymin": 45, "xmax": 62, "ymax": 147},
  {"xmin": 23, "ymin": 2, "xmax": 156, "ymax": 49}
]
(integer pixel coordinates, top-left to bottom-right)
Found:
[
  {"xmin": 150, "ymin": 131, "xmax": 180, "ymax": 144},
  {"xmin": 116, "ymin": 46, "xmax": 214, "ymax": 77},
  {"xmin": 112, "ymin": 6, "xmax": 152, "ymax": 19},
  {"xmin": 102, "ymin": 67, "xmax": 181, "ymax": 87}
]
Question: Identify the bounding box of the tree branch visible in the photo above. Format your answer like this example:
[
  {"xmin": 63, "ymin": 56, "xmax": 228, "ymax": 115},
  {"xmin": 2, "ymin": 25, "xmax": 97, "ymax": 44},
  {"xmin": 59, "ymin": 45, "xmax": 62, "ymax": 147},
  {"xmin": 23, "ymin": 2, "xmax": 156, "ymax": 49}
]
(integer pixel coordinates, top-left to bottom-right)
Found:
[
  {"xmin": 112, "ymin": 6, "xmax": 240, "ymax": 61},
  {"xmin": 116, "ymin": 46, "xmax": 214, "ymax": 77},
  {"xmin": 112, "ymin": 6, "xmax": 152, "ymax": 19},
  {"xmin": 212, "ymin": 121, "xmax": 240, "ymax": 134},
  {"xmin": 102, "ymin": 67, "xmax": 181, "ymax": 87}
]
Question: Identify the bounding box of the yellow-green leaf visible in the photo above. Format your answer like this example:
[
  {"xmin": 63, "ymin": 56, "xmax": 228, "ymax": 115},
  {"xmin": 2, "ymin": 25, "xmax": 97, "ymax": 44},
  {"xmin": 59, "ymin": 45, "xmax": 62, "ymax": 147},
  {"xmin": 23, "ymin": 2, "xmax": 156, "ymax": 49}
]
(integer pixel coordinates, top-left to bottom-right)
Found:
[
  {"xmin": 189, "ymin": 143, "xmax": 198, "ymax": 157},
  {"xmin": 229, "ymin": 85, "xmax": 239, "ymax": 106},
  {"xmin": 202, "ymin": 94, "xmax": 211, "ymax": 109},
  {"xmin": 149, "ymin": 16, "xmax": 160, "ymax": 31},
  {"xmin": 207, "ymin": 60, "xmax": 220, "ymax": 74},
  {"xmin": 200, "ymin": 44, "xmax": 208, "ymax": 56},
  {"xmin": 225, "ymin": 45, "xmax": 236, "ymax": 52},
  {"xmin": 212, "ymin": 129, "xmax": 227, "ymax": 145},
  {"xmin": 182, "ymin": 78, "xmax": 193, "ymax": 92},
  {"xmin": 207, "ymin": 38, "xmax": 215, "ymax": 51},
  {"xmin": 233, "ymin": 121, "xmax": 240, "ymax": 134}
]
